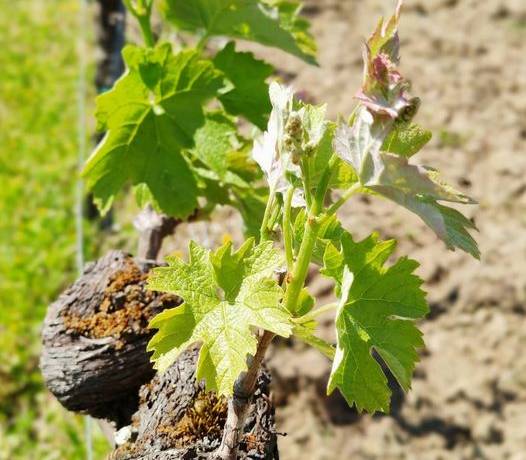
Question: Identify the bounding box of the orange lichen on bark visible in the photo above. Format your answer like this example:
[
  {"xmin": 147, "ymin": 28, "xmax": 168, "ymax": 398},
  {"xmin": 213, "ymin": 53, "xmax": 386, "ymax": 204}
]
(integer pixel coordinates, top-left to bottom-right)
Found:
[
  {"xmin": 63, "ymin": 259, "xmax": 179, "ymax": 348},
  {"xmin": 156, "ymin": 391, "xmax": 228, "ymax": 448}
]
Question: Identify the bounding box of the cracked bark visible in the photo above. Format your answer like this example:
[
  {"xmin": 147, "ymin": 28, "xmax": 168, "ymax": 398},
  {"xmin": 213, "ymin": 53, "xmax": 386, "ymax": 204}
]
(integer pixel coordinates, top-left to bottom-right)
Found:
[{"xmin": 40, "ymin": 252, "xmax": 280, "ymax": 459}]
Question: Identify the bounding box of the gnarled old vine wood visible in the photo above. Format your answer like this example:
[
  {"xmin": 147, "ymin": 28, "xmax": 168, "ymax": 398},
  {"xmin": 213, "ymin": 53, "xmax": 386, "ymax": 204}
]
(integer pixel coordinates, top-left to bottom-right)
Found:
[
  {"xmin": 41, "ymin": 251, "xmax": 279, "ymax": 458},
  {"xmin": 40, "ymin": 251, "xmax": 179, "ymax": 425},
  {"xmin": 111, "ymin": 349, "xmax": 278, "ymax": 460}
]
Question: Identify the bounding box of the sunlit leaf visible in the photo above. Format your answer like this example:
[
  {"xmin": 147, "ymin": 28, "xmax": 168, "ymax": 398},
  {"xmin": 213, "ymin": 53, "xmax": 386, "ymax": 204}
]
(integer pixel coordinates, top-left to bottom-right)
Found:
[
  {"xmin": 213, "ymin": 42, "xmax": 274, "ymax": 129},
  {"xmin": 160, "ymin": 0, "xmax": 316, "ymax": 63},
  {"xmin": 323, "ymin": 232, "xmax": 428, "ymax": 413},
  {"xmin": 82, "ymin": 44, "xmax": 223, "ymax": 217},
  {"xmin": 334, "ymin": 107, "xmax": 479, "ymax": 258},
  {"xmin": 147, "ymin": 239, "xmax": 292, "ymax": 396}
]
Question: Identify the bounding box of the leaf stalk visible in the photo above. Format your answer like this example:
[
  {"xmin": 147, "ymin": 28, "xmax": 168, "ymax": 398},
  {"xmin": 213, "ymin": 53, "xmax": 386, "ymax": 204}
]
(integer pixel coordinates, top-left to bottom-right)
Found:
[
  {"xmin": 123, "ymin": 0, "xmax": 155, "ymax": 47},
  {"xmin": 324, "ymin": 183, "xmax": 361, "ymax": 219},
  {"xmin": 300, "ymin": 301, "xmax": 338, "ymax": 321},
  {"xmin": 283, "ymin": 186, "xmax": 295, "ymax": 269},
  {"xmin": 259, "ymin": 188, "xmax": 277, "ymax": 241}
]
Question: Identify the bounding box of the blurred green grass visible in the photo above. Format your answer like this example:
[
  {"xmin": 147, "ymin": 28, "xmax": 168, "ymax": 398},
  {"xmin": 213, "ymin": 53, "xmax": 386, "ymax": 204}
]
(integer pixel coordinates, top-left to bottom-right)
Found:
[{"xmin": 0, "ymin": 1, "xmax": 109, "ymax": 458}]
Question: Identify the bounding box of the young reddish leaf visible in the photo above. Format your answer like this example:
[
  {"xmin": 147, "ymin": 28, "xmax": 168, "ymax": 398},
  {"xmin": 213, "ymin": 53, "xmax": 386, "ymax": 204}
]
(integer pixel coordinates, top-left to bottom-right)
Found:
[
  {"xmin": 333, "ymin": 0, "xmax": 479, "ymax": 258},
  {"xmin": 356, "ymin": 0, "xmax": 410, "ymax": 120}
]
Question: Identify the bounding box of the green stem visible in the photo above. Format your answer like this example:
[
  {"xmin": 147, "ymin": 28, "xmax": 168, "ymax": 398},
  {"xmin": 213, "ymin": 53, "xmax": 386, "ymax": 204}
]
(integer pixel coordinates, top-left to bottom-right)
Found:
[
  {"xmin": 301, "ymin": 160, "xmax": 312, "ymax": 208},
  {"xmin": 283, "ymin": 155, "xmax": 336, "ymax": 314},
  {"xmin": 283, "ymin": 187, "xmax": 295, "ymax": 270},
  {"xmin": 324, "ymin": 183, "xmax": 361, "ymax": 218},
  {"xmin": 123, "ymin": 0, "xmax": 155, "ymax": 47},
  {"xmin": 300, "ymin": 302, "xmax": 338, "ymax": 321},
  {"xmin": 138, "ymin": 15, "xmax": 155, "ymax": 47},
  {"xmin": 283, "ymin": 217, "xmax": 318, "ymax": 314},
  {"xmin": 313, "ymin": 154, "xmax": 337, "ymax": 214},
  {"xmin": 268, "ymin": 199, "xmax": 282, "ymax": 231},
  {"xmin": 196, "ymin": 34, "xmax": 210, "ymax": 53},
  {"xmin": 122, "ymin": 0, "xmax": 134, "ymax": 12},
  {"xmin": 259, "ymin": 189, "xmax": 276, "ymax": 242}
]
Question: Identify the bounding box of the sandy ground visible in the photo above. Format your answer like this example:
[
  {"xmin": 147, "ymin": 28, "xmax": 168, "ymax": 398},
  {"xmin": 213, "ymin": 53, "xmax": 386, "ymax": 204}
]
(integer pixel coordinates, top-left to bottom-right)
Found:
[{"xmin": 163, "ymin": 0, "xmax": 526, "ymax": 458}]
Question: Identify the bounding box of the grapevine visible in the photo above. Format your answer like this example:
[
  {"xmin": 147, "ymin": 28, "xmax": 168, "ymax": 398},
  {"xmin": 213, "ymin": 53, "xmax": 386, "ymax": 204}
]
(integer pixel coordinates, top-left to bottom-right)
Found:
[{"xmin": 81, "ymin": 1, "xmax": 479, "ymax": 458}]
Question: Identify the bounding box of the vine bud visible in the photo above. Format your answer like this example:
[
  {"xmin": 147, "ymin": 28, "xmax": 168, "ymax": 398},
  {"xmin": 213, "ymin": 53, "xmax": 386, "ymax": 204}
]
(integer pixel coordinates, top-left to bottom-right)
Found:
[
  {"xmin": 283, "ymin": 134, "xmax": 296, "ymax": 151},
  {"xmin": 291, "ymin": 148, "xmax": 301, "ymax": 165},
  {"xmin": 303, "ymin": 141, "xmax": 316, "ymax": 157},
  {"xmin": 193, "ymin": 398, "xmax": 207, "ymax": 415},
  {"xmin": 285, "ymin": 111, "xmax": 302, "ymax": 138}
]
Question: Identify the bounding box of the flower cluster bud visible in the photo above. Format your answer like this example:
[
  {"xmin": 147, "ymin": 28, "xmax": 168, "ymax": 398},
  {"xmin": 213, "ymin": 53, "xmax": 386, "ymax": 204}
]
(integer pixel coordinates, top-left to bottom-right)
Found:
[
  {"xmin": 284, "ymin": 111, "xmax": 305, "ymax": 165},
  {"xmin": 303, "ymin": 141, "xmax": 316, "ymax": 157},
  {"xmin": 291, "ymin": 150, "xmax": 301, "ymax": 165},
  {"xmin": 285, "ymin": 112, "xmax": 302, "ymax": 137},
  {"xmin": 283, "ymin": 134, "xmax": 296, "ymax": 151}
]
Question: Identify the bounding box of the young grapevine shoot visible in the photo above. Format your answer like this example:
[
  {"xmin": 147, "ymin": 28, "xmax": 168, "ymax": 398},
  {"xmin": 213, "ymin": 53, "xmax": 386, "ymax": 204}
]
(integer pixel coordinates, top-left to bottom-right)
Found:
[{"xmin": 82, "ymin": 0, "xmax": 478, "ymax": 456}]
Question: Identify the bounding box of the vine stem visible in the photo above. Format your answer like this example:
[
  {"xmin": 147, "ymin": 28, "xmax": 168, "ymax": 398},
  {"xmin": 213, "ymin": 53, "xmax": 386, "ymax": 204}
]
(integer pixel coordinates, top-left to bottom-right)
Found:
[
  {"xmin": 196, "ymin": 34, "xmax": 210, "ymax": 53},
  {"xmin": 213, "ymin": 331, "xmax": 275, "ymax": 460},
  {"xmin": 214, "ymin": 157, "xmax": 336, "ymax": 458},
  {"xmin": 301, "ymin": 159, "xmax": 313, "ymax": 208},
  {"xmin": 283, "ymin": 155, "xmax": 336, "ymax": 314},
  {"xmin": 137, "ymin": 15, "xmax": 155, "ymax": 47},
  {"xmin": 214, "ymin": 187, "xmax": 278, "ymax": 458},
  {"xmin": 259, "ymin": 188, "xmax": 276, "ymax": 241},
  {"xmin": 133, "ymin": 205, "xmax": 182, "ymax": 260},
  {"xmin": 324, "ymin": 183, "xmax": 361, "ymax": 219},
  {"xmin": 123, "ymin": 0, "xmax": 154, "ymax": 47}
]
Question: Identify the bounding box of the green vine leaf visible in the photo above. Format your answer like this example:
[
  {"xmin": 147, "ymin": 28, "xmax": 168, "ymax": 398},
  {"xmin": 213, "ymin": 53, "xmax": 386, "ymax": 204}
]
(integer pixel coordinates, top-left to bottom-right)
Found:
[
  {"xmin": 382, "ymin": 123, "xmax": 432, "ymax": 158},
  {"xmin": 82, "ymin": 43, "xmax": 223, "ymax": 218},
  {"xmin": 269, "ymin": 0, "xmax": 316, "ymax": 61},
  {"xmin": 160, "ymin": 0, "xmax": 316, "ymax": 64},
  {"xmin": 322, "ymin": 232, "xmax": 428, "ymax": 413},
  {"xmin": 147, "ymin": 239, "xmax": 292, "ymax": 396},
  {"xmin": 309, "ymin": 121, "xmax": 358, "ymax": 190},
  {"xmin": 214, "ymin": 42, "xmax": 274, "ymax": 129},
  {"xmin": 191, "ymin": 111, "xmax": 244, "ymax": 182},
  {"xmin": 232, "ymin": 187, "xmax": 268, "ymax": 238},
  {"xmin": 190, "ymin": 111, "xmax": 268, "ymax": 236}
]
